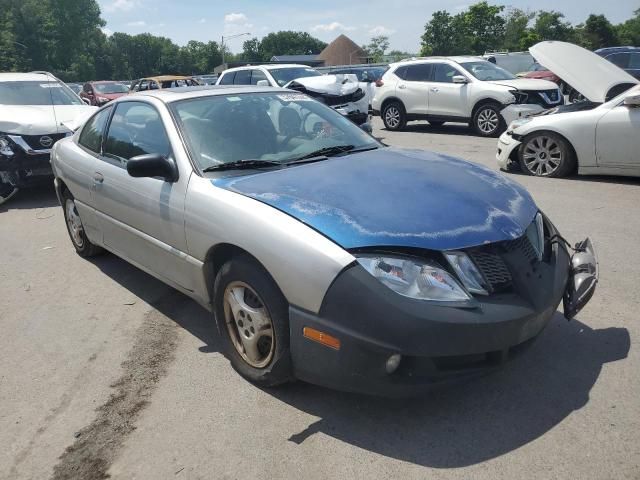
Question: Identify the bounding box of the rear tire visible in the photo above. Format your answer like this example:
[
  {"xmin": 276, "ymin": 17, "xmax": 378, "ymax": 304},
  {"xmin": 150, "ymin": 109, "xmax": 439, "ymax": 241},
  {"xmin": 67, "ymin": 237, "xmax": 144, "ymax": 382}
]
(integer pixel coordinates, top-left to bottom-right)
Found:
[
  {"xmin": 518, "ymin": 132, "xmax": 575, "ymax": 178},
  {"xmin": 472, "ymin": 103, "xmax": 505, "ymax": 137},
  {"xmin": 61, "ymin": 190, "xmax": 103, "ymax": 257},
  {"xmin": 213, "ymin": 254, "xmax": 293, "ymax": 387},
  {"xmin": 381, "ymin": 101, "xmax": 407, "ymax": 131}
]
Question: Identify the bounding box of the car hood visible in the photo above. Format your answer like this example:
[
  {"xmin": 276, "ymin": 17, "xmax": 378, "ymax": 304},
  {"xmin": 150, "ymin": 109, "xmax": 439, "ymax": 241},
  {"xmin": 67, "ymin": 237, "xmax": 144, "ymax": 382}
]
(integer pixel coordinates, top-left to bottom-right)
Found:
[
  {"xmin": 487, "ymin": 78, "xmax": 558, "ymax": 90},
  {"xmin": 285, "ymin": 74, "xmax": 360, "ymax": 95},
  {"xmin": 96, "ymin": 92, "xmax": 127, "ymax": 100},
  {"xmin": 530, "ymin": 41, "xmax": 639, "ymax": 103},
  {"xmin": 212, "ymin": 148, "xmax": 538, "ymax": 251},
  {"xmin": 0, "ymin": 104, "xmax": 96, "ymax": 135}
]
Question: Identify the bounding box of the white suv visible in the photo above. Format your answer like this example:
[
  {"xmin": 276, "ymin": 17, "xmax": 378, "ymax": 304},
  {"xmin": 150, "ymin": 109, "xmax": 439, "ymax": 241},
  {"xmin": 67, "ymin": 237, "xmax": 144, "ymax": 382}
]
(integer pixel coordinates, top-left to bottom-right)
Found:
[{"xmin": 372, "ymin": 57, "xmax": 562, "ymax": 136}]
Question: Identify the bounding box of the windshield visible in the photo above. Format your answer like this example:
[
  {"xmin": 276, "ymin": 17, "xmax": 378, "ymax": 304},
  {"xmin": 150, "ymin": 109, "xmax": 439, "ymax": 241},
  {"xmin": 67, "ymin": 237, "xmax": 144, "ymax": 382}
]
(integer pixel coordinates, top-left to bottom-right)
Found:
[
  {"xmin": 171, "ymin": 92, "xmax": 380, "ymax": 170},
  {"xmin": 94, "ymin": 82, "xmax": 129, "ymax": 94},
  {"xmin": 269, "ymin": 68, "xmax": 322, "ymax": 87},
  {"xmin": 0, "ymin": 81, "xmax": 83, "ymax": 105},
  {"xmin": 460, "ymin": 61, "xmax": 516, "ymax": 81}
]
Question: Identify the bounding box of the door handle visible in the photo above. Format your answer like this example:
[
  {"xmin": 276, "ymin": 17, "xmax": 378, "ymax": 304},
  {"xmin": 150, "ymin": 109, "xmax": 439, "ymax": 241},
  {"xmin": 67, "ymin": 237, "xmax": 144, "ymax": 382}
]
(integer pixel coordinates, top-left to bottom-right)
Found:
[
  {"xmin": 430, "ymin": 87, "xmax": 439, "ymax": 92},
  {"xmin": 93, "ymin": 172, "xmax": 104, "ymax": 184},
  {"xmin": 398, "ymin": 84, "xmax": 407, "ymax": 90}
]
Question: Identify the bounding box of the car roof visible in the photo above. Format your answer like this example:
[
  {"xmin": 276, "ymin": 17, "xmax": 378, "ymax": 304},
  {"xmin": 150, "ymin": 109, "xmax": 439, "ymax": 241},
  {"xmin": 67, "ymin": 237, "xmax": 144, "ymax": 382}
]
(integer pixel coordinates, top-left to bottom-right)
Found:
[
  {"xmin": 595, "ymin": 46, "xmax": 640, "ymax": 54},
  {"xmin": 0, "ymin": 72, "xmax": 55, "ymax": 82},
  {"xmin": 223, "ymin": 64, "xmax": 313, "ymax": 73},
  {"xmin": 141, "ymin": 75, "xmax": 194, "ymax": 82},
  {"xmin": 130, "ymin": 84, "xmax": 288, "ymax": 103},
  {"xmin": 390, "ymin": 56, "xmax": 482, "ymax": 67},
  {"xmin": 90, "ymin": 80, "xmax": 123, "ymax": 84}
]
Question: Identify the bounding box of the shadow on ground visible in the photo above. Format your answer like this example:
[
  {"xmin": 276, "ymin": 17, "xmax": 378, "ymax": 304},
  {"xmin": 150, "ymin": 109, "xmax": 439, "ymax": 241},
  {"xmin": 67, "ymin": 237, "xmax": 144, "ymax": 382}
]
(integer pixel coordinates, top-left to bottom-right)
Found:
[
  {"xmin": 90, "ymin": 253, "xmax": 630, "ymax": 469},
  {"xmin": 0, "ymin": 183, "xmax": 59, "ymax": 213}
]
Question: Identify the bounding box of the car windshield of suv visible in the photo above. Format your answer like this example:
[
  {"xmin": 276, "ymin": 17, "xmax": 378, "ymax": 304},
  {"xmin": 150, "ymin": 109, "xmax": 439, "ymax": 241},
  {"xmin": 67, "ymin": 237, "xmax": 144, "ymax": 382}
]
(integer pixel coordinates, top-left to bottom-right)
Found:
[
  {"xmin": 269, "ymin": 68, "xmax": 323, "ymax": 86},
  {"xmin": 94, "ymin": 83, "xmax": 129, "ymax": 94},
  {"xmin": 460, "ymin": 61, "xmax": 516, "ymax": 81},
  {"xmin": 0, "ymin": 81, "xmax": 83, "ymax": 105},
  {"xmin": 171, "ymin": 92, "xmax": 380, "ymax": 170}
]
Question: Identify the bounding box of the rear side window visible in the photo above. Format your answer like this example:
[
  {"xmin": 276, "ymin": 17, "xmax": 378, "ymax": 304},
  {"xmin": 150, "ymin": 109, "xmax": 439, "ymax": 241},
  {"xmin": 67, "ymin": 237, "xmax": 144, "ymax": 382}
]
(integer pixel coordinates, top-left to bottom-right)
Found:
[
  {"xmin": 607, "ymin": 53, "xmax": 630, "ymax": 69},
  {"xmin": 405, "ymin": 64, "xmax": 433, "ymax": 82},
  {"xmin": 394, "ymin": 66, "xmax": 409, "ymax": 80},
  {"xmin": 78, "ymin": 107, "xmax": 113, "ymax": 154},
  {"xmin": 219, "ymin": 72, "xmax": 235, "ymax": 85},
  {"xmin": 234, "ymin": 70, "xmax": 251, "ymax": 85},
  {"xmin": 103, "ymin": 102, "xmax": 171, "ymax": 164},
  {"xmin": 630, "ymin": 53, "xmax": 640, "ymax": 69}
]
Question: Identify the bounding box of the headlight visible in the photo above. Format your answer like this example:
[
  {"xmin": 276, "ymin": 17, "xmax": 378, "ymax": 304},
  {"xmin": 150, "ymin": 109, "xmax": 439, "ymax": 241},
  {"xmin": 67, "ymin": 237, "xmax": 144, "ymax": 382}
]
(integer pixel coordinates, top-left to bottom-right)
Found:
[
  {"xmin": 0, "ymin": 135, "xmax": 13, "ymax": 156},
  {"xmin": 509, "ymin": 118, "xmax": 532, "ymax": 129},
  {"xmin": 97, "ymin": 96, "xmax": 110, "ymax": 103},
  {"xmin": 356, "ymin": 254, "xmax": 471, "ymax": 302},
  {"xmin": 444, "ymin": 252, "xmax": 489, "ymax": 295}
]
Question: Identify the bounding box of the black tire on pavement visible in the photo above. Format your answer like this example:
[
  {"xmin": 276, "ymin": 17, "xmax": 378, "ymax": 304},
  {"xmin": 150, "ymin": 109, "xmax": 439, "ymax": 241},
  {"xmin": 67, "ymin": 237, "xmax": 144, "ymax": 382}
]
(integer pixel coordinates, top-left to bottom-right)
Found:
[
  {"xmin": 518, "ymin": 132, "xmax": 576, "ymax": 178},
  {"xmin": 381, "ymin": 101, "xmax": 407, "ymax": 131},
  {"xmin": 471, "ymin": 102, "xmax": 505, "ymax": 137},
  {"xmin": 61, "ymin": 190, "xmax": 103, "ymax": 257}
]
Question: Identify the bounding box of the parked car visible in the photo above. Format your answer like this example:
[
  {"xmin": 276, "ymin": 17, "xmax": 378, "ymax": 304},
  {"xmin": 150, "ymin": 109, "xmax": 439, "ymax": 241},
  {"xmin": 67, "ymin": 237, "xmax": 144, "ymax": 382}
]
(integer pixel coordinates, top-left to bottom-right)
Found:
[
  {"xmin": 216, "ymin": 64, "xmax": 370, "ymax": 128},
  {"xmin": 80, "ymin": 81, "xmax": 130, "ymax": 106},
  {"xmin": 129, "ymin": 75, "xmax": 200, "ymax": 92},
  {"xmin": 0, "ymin": 72, "xmax": 96, "ymax": 203},
  {"xmin": 521, "ymin": 63, "xmax": 562, "ymax": 86},
  {"xmin": 595, "ymin": 46, "xmax": 640, "ymax": 80},
  {"xmin": 497, "ymin": 41, "xmax": 639, "ymax": 178},
  {"xmin": 195, "ymin": 74, "xmax": 218, "ymax": 85},
  {"xmin": 50, "ymin": 85, "xmax": 597, "ymax": 396},
  {"xmin": 372, "ymin": 57, "xmax": 562, "ymax": 136},
  {"xmin": 66, "ymin": 83, "xmax": 83, "ymax": 95},
  {"xmin": 317, "ymin": 65, "xmax": 388, "ymax": 109},
  {"xmin": 482, "ymin": 51, "xmax": 536, "ymax": 75}
]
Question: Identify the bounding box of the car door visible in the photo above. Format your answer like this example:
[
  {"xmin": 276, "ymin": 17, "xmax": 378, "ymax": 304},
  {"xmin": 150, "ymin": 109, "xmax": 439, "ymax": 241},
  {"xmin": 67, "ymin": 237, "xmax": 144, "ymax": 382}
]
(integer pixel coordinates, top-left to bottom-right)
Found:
[
  {"xmin": 427, "ymin": 63, "xmax": 469, "ymax": 118},
  {"xmin": 66, "ymin": 106, "xmax": 114, "ymax": 242},
  {"xmin": 396, "ymin": 64, "xmax": 432, "ymax": 115},
  {"xmin": 595, "ymin": 101, "xmax": 640, "ymax": 168},
  {"xmin": 92, "ymin": 100, "xmax": 194, "ymax": 290}
]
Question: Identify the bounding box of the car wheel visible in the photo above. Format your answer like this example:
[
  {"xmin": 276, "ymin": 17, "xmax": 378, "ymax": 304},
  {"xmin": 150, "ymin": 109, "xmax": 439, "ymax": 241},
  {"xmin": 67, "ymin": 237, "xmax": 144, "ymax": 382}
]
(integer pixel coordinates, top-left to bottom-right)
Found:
[
  {"xmin": 518, "ymin": 132, "xmax": 575, "ymax": 178},
  {"xmin": 382, "ymin": 101, "xmax": 407, "ymax": 131},
  {"xmin": 213, "ymin": 254, "xmax": 293, "ymax": 387},
  {"xmin": 472, "ymin": 103, "xmax": 505, "ymax": 137},
  {"xmin": 62, "ymin": 190, "xmax": 103, "ymax": 257},
  {"xmin": 428, "ymin": 121, "xmax": 445, "ymax": 127}
]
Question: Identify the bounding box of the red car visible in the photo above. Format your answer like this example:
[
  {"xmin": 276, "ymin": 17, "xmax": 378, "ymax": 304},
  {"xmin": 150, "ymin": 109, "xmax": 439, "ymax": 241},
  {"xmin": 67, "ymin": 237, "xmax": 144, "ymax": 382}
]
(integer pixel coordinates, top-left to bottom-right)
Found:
[
  {"xmin": 522, "ymin": 63, "xmax": 564, "ymax": 89},
  {"xmin": 80, "ymin": 81, "xmax": 130, "ymax": 106}
]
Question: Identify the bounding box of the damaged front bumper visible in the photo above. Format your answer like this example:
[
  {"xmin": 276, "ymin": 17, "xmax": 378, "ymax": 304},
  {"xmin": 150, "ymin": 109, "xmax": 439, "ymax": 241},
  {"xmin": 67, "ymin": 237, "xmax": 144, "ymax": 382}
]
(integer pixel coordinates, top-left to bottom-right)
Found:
[
  {"xmin": 0, "ymin": 134, "xmax": 59, "ymax": 188},
  {"xmin": 496, "ymin": 130, "xmax": 521, "ymax": 169},
  {"xmin": 500, "ymin": 104, "xmax": 545, "ymax": 126}
]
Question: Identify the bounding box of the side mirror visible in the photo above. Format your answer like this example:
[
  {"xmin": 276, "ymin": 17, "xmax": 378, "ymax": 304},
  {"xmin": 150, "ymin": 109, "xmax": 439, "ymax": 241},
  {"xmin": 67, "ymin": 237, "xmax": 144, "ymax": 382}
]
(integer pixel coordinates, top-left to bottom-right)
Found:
[
  {"xmin": 256, "ymin": 80, "xmax": 270, "ymax": 87},
  {"xmin": 127, "ymin": 154, "xmax": 178, "ymax": 182},
  {"xmin": 452, "ymin": 75, "xmax": 468, "ymax": 84},
  {"xmin": 623, "ymin": 93, "xmax": 640, "ymax": 107}
]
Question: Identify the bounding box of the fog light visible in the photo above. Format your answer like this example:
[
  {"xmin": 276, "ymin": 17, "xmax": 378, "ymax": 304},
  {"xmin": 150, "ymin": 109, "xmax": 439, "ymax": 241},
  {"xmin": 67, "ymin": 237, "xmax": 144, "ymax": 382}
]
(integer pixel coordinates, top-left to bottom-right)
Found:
[{"xmin": 385, "ymin": 354, "xmax": 402, "ymax": 374}]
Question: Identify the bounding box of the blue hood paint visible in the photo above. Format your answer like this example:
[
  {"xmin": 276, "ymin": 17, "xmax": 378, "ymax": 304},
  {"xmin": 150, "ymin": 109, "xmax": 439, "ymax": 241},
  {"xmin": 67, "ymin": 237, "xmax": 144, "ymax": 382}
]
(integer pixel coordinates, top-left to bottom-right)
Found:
[{"xmin": 212, "ymin": 147, "xmax": 538, "ymax": 251}]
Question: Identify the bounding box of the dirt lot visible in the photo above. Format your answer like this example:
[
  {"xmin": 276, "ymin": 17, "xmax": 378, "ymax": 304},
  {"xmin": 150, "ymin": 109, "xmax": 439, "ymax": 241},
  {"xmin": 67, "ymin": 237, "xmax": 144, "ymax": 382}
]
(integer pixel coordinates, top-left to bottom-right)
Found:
[{"xmin": 1, "ymin": 119, "xmax": 639, "ymax": 479}]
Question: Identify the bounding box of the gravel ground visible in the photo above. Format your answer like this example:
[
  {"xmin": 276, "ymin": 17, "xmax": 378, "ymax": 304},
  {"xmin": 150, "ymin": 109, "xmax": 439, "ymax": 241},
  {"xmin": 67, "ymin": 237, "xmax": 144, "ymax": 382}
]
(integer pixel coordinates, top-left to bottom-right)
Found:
[{"xmin": 1, "ymin": 118, "xmax": 638, "ymax": 479}]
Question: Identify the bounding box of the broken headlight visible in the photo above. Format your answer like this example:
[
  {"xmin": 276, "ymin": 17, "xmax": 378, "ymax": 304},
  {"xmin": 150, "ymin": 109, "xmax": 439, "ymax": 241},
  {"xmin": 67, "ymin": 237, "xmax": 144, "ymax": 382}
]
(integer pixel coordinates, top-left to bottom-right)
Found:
[
  {"xmin": 511, "ymin": 90, "xmax": 529, "ymax": 104},
  {"xmin": 0, "ymin": 135, "xmax": 14, "ymax": 156},
  {"xmin": 356, "ymin": 254, "xmax": 471, "ymax": 302},
  {"xmin": 352, "ymin": 88, "xmax": 365, "ymax": 102}
]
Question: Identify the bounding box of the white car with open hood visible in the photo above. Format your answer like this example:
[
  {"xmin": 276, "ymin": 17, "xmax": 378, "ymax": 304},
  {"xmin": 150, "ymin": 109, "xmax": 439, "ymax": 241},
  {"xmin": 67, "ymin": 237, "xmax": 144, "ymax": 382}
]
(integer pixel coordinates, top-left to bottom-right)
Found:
[
  {"xmin": 497, "ymin": 41, "xmax": 640, "ymax": 178},
  {"xmin": 0, "ymin": 72, "xmax": 96, "ymax": 202},
  {"xmin": 371, "ymin": 56, "xmax": 562, "ymax": 136},
  {"xmin": 216, "ymin": 64, "xmax": 370, "ymax": 128}
]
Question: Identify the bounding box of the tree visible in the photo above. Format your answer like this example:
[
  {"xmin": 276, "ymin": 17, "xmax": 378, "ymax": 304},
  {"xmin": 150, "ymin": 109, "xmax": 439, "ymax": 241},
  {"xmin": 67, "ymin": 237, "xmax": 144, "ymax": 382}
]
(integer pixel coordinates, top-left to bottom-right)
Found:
[
  {"xmin": 533, "ymin": 11, "xmax": 573, "ymax": 42},
  {"xmin": 363, "ymin": 35, "xmax": 389, "ymax": 63},
  {"xmin": 241, "ymin": 37, "xmax": 262, "ymax": 61},
  {"xmin": 256, "ymin": 31, "xmax": 326, "ymax": 61},
  {"xmin": 420, "ymin": 10, "xmax": 462, "ymax": 55},
  {"xmin": 387, "ymin": 49, "xmax": 412, "ymax": 61},
  {"xmin": 577, "ymin": 14, "xmax": 619, "ymax": 49},
  {"xmin": 462, "ymin": 1, "xmax": 505, "ymax": 54},
  {"xmin": 617, "ymin": 9, "xmax": 640, "ymax": 45},
  {"xmin": 503, "ymin": 8, "xmax": 534, "ymax": 51}
]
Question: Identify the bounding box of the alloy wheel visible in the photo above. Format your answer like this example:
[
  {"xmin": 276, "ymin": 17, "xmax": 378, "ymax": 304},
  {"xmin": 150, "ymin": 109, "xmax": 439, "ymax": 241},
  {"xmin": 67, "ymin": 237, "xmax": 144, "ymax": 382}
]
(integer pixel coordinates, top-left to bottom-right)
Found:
[
  {"xmin": 384, "ymin": 106, "xmax": 401, "ymax": 129},
  {"xmin": 522, "ymin": 135, "xmax": 563, "ymax": 176},
  {"xmin": 223, "ymin": 281, "xmax": 275, "ymax": 369},
  {"xmin": 65, "ymin": 199, "xmax": 85, "ymax": 248},
  {"xmin": 477, "ymin": 108, "xmax": 499, "ymax": 134}
]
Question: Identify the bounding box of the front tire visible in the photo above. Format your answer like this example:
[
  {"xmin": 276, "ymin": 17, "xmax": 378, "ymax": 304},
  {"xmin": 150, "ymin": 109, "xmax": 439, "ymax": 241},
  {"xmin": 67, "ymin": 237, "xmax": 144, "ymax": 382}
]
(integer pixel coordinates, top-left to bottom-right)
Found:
[
  {"xmin": 62, "ymin": 190, "xmax": 103, "ymax": 257},
  {"xmin": 472, "ymin": 103, "xmax": 505, "ymax": 137},
  {"xmin": 213, "ymin": 254, "xmax": 293, "ymax": 387},
  {"xmin": 518, "ymin": 132, "xmax": 575, "ymax": 177},
  {"xmin": 381, "ymin": 101, "xmax": 407, "ymax": 131}
]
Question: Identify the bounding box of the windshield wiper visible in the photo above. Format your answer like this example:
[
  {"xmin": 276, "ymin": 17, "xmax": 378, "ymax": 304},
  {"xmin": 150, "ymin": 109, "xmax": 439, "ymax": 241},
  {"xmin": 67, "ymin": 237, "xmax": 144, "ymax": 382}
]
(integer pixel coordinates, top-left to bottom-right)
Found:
[
  {"xmin": 285, "ymin": 144, "xmax": 381, "ymax": 165},
  {"xmin": 202, "ymin": 159, "xmax": 281, "ymax": 172}
]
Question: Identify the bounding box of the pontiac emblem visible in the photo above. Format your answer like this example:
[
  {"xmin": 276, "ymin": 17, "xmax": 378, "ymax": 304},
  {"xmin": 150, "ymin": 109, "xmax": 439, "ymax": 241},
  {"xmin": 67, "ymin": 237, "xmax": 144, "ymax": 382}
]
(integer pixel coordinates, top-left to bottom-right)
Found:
[{"xmin": 39, "ymin": 136, "xmax": 53, "ymax": 148}]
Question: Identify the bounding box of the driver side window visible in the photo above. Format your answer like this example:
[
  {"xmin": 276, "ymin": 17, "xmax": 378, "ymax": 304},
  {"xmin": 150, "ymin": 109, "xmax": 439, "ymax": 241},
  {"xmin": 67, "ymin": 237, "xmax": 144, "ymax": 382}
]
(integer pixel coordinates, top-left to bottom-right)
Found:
[
  {"xmin": 432, "ymin": 63, "xmax": 461, "ymax": 83},
  {"xmin": 103, "ymin": 102, "xmax": 172, "ymax": 167}
]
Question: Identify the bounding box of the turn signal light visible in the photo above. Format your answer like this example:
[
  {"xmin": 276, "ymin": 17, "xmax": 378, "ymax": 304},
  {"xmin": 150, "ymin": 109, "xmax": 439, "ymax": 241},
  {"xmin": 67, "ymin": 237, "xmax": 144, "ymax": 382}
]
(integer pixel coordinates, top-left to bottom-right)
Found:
[{"xmin": 303, "ymin": 327, "xmax": 341, "ymax": 350}]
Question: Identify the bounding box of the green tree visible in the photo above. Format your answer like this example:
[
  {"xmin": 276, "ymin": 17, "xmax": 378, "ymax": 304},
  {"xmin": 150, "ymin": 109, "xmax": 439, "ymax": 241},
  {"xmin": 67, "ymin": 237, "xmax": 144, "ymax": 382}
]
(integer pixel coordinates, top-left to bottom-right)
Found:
[
  {"xmin": 579, "ymin": 14, "xmax": 619, "ymax": 49},
  {"xmin": 241, "ymin": 37, "xmax": 262, "ymax": 61},
  {"xmin": 617, "ymin": 9, "xmax": 640, "ymax": 45},
  {"xmin": 503, "ymin": 8, "xmax": 535, "ymax": 51},
  {"xmin": 420, "ymin": 10, "xmax": 462, "ymax": 55},
  {"xmin": 533, "ymin": 11, "xmax": 574, "ymax": 42},
  {"xmin": 363, "ymin": 35, "xmax": 389, "ymax": 63},
  {"xmin": 462, "ymin": 1, "xmax": 505, "ymax": 54},
  {"xmin": 256, "ymin": 31, "xmax": 326, "ymax": 61}
]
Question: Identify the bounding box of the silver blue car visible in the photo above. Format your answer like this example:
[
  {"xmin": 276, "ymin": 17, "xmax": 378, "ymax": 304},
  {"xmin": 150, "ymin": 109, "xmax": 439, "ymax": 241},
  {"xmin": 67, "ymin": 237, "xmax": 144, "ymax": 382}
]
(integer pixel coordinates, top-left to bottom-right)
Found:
[{"xmin": 51, "ymin": 85, "xmax": 598, "ymax": 396}]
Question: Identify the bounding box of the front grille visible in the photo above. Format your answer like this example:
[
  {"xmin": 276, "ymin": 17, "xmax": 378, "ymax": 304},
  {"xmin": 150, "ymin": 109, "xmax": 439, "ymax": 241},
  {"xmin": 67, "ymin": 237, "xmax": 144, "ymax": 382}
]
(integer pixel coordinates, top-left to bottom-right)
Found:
[
  {"xmin": 468, "ymin": 250, "xmax": 512, "ymax": 291},
  {"xmin": 521, "ymin": 89, "xmax": 562, "ymax": 108},
  {"xmin": 20, "ymin": 133, "xmax": 68, "ymax": 150},
  {"xmin": 504, "ymin": 234, "xmax": 538, "ymax": 262}
]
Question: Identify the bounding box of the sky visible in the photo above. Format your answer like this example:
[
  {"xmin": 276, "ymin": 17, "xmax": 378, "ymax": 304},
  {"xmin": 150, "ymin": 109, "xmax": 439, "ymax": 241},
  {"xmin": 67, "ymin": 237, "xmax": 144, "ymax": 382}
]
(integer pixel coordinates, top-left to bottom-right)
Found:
[{"xmin": 98, "ymin": 0, "xmax": 640, "ymax": 53}]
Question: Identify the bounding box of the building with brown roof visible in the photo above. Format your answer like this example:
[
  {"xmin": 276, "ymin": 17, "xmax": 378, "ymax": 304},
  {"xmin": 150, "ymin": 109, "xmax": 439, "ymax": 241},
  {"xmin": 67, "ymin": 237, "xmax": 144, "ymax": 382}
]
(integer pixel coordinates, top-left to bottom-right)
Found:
[{"xmin": 318, "ymin": 34, "xmax": 371, "ymax": 66}]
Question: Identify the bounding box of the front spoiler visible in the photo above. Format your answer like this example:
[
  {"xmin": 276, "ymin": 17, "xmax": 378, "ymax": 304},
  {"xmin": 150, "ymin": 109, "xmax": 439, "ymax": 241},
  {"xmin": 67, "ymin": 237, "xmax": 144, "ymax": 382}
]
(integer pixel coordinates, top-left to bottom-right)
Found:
[{"xmin": 563, "ymin": 238, "xmax": 598, "ymax": 319}]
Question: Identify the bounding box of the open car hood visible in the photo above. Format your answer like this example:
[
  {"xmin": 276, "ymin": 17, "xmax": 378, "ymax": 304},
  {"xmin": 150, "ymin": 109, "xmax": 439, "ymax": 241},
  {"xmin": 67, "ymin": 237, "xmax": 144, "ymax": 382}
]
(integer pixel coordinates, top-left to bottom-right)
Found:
[
  {"xmin": 212, "ymin": 147, "xmax": 538, "ymax": 251},
  {"xmin": 530, "ymin": 41, "xmax": 638, "ymax": 103},
  {"xmin": 285, "ymin": 74, "xmax": 360, "ymax": 95}
]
